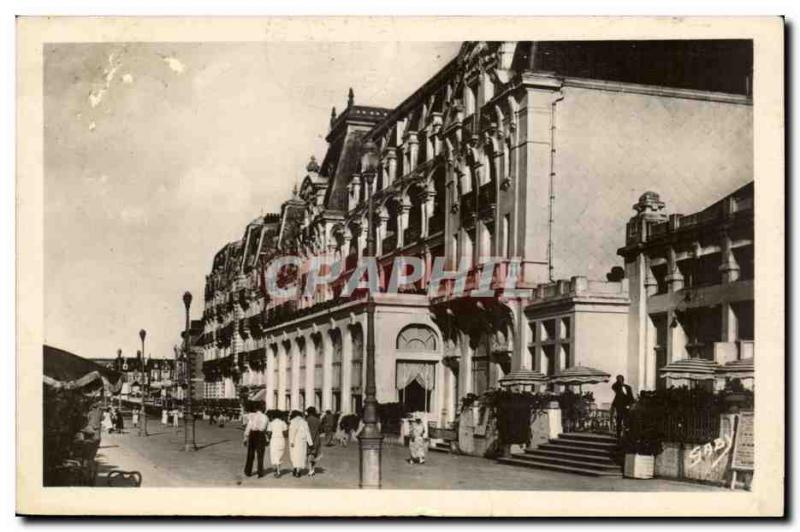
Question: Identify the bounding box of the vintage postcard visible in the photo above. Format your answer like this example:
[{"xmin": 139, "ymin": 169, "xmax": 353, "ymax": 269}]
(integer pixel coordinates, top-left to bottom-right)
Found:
[{"xmin": 16, "ymin": 16, "xmax": 784, "ymax": 516}]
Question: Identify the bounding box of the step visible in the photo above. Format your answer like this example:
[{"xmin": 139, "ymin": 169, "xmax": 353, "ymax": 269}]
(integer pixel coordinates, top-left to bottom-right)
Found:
[
  {"xmin": 538, "ymin": 442, "xmax": 614, "ymax": 457},
  {"xmin": 524, "ymin": 448, "xmax": 618, "ymax": 466},
  {"xmin": 560, "ymin": 432, "xmax": 618, "ymax": 443},
  {"xmin": 497, "ymin": 457, "xmax": 622, "ymax": 477},
  {"xmin": 511, "ymin": 452, "xmax": 620, "ymax": 471},
  {"xmin": 551, "ymin": 437, "xmax": 618, "ymax": 451}
]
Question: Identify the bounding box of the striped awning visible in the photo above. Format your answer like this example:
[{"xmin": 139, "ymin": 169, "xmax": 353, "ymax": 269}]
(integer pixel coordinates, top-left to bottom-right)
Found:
[
  {"xmin": 248, "ymin": 386, "xmax": 266, "ymax": 401},
  {"xmin": 498, "ymin": 369, "xmax": 548, "ymax": 387},
  {"xmin": 659, "ymin": 358, "xmax": 719, "ymax": 381},
  {"xmin": 716, "ymin": 358, "xmax": 754, "ymax": 379},
  {"xmin": 549, "ymin": 366, "xmax": 610, "ymax": 385}
]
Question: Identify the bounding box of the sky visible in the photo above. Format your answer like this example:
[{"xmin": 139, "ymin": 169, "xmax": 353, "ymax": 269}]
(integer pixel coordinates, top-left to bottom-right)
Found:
[{"xmin": 44, "ymin": 41, "xmax": 461, "ymax": 360}]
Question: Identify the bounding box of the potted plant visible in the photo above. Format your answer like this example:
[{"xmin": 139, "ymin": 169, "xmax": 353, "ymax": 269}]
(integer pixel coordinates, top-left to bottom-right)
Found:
[{"xmin": 620, "ymin": 417, "xmax": 663, "ymax": 479}]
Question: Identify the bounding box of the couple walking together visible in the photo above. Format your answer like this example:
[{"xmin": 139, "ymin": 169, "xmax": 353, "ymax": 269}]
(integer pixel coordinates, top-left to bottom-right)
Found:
[{"xmin": 243, "ymin": 405, "xmax": 322, "ymax": 479}]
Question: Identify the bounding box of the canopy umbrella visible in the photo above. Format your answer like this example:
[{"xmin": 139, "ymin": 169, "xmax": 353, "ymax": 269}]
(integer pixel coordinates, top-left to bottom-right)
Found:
[
  {"xmin": 549, "ymin": 365, "xmax": 611, "ymax": 393},
  {"xmin": 659, "ymin": 357, "xmax": 719, "ymax": 387},
  {"xmin": 43, "ymin": 344, "xmax": 122, "ymax": 393},
  {"xmin": 715, "ymin": 358, "xmax": 754, "ymax": 380},
  {"xmin": 498, "ymin": 369, "xmax": 548, "ymax": 391},
  {"xmin": 248, "ymin": 386, "xmax": 266, "ymax": 402}
]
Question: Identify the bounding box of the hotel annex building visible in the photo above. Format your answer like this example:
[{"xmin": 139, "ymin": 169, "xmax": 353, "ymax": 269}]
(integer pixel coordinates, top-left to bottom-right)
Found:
[{"xmin": 198, "ymin": 41, "xmax": 754, "ymax": 426}]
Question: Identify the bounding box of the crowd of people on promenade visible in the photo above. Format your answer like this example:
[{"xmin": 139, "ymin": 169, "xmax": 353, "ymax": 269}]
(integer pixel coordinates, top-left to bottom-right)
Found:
[
  {"xmin": 238, "ymin": 404, "xmax": 429, "ymax": 478},
  {"xmin": 100, "ymin": 406, "xmax": 126, "ymax": 434}
]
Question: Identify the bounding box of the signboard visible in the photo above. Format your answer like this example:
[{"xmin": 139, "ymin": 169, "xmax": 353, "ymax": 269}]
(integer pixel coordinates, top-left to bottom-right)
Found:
[{"xmin": 731, "ymin": 410, "xmax": 754, "ymax": 471}]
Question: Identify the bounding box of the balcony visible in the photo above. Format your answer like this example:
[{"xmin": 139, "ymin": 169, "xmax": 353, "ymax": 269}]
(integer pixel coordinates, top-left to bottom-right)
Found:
[{"xmin": 478, "ymin": 181, "xmax": 496, "ymax": 217}]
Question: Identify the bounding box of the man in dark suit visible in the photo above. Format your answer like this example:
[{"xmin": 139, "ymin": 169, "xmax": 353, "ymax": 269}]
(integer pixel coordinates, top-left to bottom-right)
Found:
[{"xmin": 611, "ymin": 375, "xmax": 634, "ymax": 438}]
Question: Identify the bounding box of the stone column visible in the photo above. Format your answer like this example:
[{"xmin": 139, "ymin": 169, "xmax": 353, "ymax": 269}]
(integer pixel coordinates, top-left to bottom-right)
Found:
[
  {"xmin": 644, "ymin": 315, "xmax": 658, "ymax": 390},
  {"xmin": 719, "ymin": 232, "xmax": 741, "ymax": 284},
  {"xmin": 435, "ymin": 362, "xmax": 446, "ymax": 426},
  {"xmin": 290, "ymin": 338, "xmax": 301, "ymax": 409},
  {"xmin": 341, "ymin": 326, "xmax": 353, "ymax": 414},
  {"xmin": 277, "ymin": 342, "xmax": 288, "ymax": 410},
  {"xmin": 721, "ymin": 303, "xmax": 739, "ymax": 343},
  {"xmin": 265, "ymin": 344, "xmax": 276, "ymax": 410},
  {"xmin": 304, "ymin": 335, "xmax": 315, "ymax": 408},
  {"xmin": 385, "ymin": 148, "xmax": 397, "ymax": 185},
  {"xmin": 665, "ymin": 246, "xmax": 684, "ymax": 292},
  {"xmin": 397, "ymin": 199, "xmax": 411, "ymax": 249},
  {"xmin": 322, "ymin": 331, "xmax": 333, "ymax": 412},
  {"xmin": 459, "ymin": 331, "xmax": 473, "ymax": 396},
  {"xmin": 512, "ymin": 300, "xmax": 532, "ymax": 371},
  {"xmin": 666, "ymin": 309, "xmax": 688, "ymax": 363},
  {"xmin": 407, "ymin": 132, "xmax": 419, "ymax": 171},
  {"xmin": 376, "ymin": 215, "xmax": 386, "ymax": 257}
]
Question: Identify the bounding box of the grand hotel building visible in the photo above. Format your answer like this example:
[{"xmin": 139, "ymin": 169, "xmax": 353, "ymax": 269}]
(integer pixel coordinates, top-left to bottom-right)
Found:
[{"xmin": 199, "ymin": 41, "xmax": 754, "ymax": 425}]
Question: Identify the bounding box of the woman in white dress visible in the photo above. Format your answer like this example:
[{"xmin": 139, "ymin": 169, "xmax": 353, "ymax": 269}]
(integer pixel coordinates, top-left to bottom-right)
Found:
[
  {"xmin": 101, "ymin": 409, "xmax": 114, "ymax": 433},
  {"xmin": 288, "ymin": 411, "xmax": 314, "ymax": 478},
  {"xmin": 266, "ymin": 412, "xmax": 288, "ymax": 478}
]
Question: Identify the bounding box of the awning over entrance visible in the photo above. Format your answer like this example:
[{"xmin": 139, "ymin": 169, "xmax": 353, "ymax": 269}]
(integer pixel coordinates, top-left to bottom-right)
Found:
[
  {"xmin": 248, "ymin": 385, "xmax": 266, "ymax": 401},
  {"xmin": 659, "ymin": 357, "xmax": 719, "ymax": 381}
]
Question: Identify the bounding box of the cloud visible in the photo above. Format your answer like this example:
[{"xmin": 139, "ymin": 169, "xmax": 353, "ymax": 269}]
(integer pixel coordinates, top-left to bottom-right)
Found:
[
  {"xmin": 122, "ymin": 73, "xmax": 134, "ymax": 84},
  {"xmin": 88, "ymin": 121, "xmax": 96, "ymax": 132},
  {"xmin": 162, "ymin": 56, "xmax": 186, "ymax": 75}
]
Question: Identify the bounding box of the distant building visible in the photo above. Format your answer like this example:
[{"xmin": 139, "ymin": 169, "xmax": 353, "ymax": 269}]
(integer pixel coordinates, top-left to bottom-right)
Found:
[{"xmin": 199, "ymin": 40, "xmax": 753, "ymax": 419}]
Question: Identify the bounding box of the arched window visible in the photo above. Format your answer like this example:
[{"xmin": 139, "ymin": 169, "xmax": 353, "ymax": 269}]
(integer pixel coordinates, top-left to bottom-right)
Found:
[{"xmin": 396, "ymin": 324, "xmax": 438, "ymax": 352}]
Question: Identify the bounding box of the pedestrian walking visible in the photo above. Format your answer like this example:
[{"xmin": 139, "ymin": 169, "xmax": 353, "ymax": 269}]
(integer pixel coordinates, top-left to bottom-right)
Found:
[
  {"xmin": 288, "ymin": 410, "xmax": 314, "ymax": 478},
  {"xmin": 172, "ymin": 408, "xmax": 180, "ymax": 427},
  {"xmin": 114, "ymin": 408, "xmax": 124, "ymax": 433},
  {"xmin": 102, "ymin": 409, "xmax": 114, "ymax": 433},
  {"xmin": 131, "ymin": 408, "xmax": 140, "ymax": 429},
  {"xmin": 161, "ymin": 408, "xmax": 168, "ymax": 425},
  {"xmin": 406, "ymin": 417, "xmax": 428, "ymax": 464},
  {"xmin": 611, "ymin": 374, "xmax": 634, "ymax": 438},
  {"xmin": 266, "ymin": 411, "xmax": 288, "ymax": 478},
  {"xmin": 305, "ymin": 407, "xmax": 322, "ymax": 476},
  {"xmin": 321, "ymin": 409, "xmax": 335, "ymax": 446},
  {"xmin": 242, "ymin": 404, "xmax": 268, "ymax": 478}
]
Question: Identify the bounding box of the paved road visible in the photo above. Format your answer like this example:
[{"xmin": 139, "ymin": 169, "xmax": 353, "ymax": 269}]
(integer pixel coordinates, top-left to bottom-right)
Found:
[{"xmin": 96, "ymin": 414, "xmax": 722, "ymax": 491}]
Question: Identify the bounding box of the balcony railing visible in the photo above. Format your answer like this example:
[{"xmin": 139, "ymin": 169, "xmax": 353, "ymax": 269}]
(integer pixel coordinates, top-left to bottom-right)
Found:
[{"xmin": 478, "ymin": 181, "xmax": 496, "ymax": 215}]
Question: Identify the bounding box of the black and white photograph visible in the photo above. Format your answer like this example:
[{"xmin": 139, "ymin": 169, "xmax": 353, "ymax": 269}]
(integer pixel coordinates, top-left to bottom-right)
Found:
[{"xmin": 15, "ymin": 16, "xmax": 784, "ymax": 517}]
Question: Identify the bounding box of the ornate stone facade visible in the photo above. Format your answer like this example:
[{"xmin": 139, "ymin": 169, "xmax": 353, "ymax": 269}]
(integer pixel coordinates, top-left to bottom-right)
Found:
[{"xmin": 198, "ymin": 41, "xmax": 753, "ymax": 422}]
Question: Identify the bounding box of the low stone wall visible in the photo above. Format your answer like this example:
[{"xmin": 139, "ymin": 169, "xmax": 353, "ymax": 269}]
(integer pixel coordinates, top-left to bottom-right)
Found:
[{"xmin": 655, "ymin": 413, "xmax": 738, "ymax": 485}]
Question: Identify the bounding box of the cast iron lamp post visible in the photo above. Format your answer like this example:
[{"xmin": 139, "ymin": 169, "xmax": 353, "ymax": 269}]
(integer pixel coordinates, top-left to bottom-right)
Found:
[
  {"xmin": 138, "ymin": 329, "xmax": 148, "ymax": 436},
  {"xmin": 358, "ymin": 140, "xmax": 383, "ymax": 488},
  {"xmin": 183, "ymin": 291, "xmax": 197, "ymax": 451}
]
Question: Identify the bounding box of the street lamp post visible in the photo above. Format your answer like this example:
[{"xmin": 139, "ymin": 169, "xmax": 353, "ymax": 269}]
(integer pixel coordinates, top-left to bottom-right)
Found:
[
  {"xmin": 183, "ymin": 291, "xmax": 197, "ymax": 451},
  {"xmin": 358, "ymin": 140, "xmax": 383, "ymax": 488},
  {"xmin": 116, "ymin": 348, "xmax": 122, "ymax": 411},
  {"xmin": 138, "ymin": 329, "xmax": 148, "ymax": 436}
]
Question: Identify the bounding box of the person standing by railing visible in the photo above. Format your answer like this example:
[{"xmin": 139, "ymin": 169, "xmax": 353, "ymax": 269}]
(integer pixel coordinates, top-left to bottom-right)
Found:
[{"xmin": 611, "ymin": 375, "xmax": 634, "ymax": 438}]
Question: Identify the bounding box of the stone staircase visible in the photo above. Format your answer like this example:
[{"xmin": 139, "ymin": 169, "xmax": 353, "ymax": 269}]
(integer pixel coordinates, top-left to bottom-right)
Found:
[{"xmin": 497, "ymin": 432, "xmax": 622, "ymax": 477}]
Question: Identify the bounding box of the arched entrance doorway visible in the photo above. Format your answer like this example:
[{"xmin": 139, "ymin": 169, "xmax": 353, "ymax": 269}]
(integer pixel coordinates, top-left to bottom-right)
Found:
[{"xmin": 395, "ymin": 324, "xmax": 439, "ymax": 414}]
